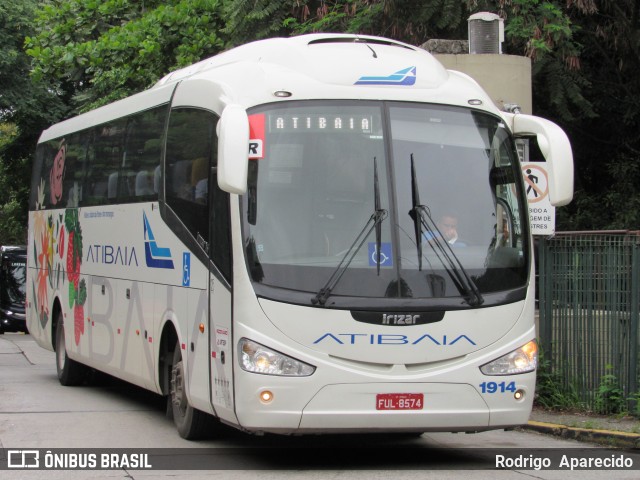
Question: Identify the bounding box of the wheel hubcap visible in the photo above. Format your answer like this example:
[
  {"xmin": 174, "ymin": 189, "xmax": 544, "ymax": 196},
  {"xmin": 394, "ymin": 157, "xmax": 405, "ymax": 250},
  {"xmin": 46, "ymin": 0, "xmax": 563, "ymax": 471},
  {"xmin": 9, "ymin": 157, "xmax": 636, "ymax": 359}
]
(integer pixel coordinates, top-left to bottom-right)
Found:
[
  {"xmin": 57, "ymin": 327, "xmax": 65, "ymax": 370},
  {"xmin": 171, "ymin": 361, "xmax": 187, "ymax": 416}
]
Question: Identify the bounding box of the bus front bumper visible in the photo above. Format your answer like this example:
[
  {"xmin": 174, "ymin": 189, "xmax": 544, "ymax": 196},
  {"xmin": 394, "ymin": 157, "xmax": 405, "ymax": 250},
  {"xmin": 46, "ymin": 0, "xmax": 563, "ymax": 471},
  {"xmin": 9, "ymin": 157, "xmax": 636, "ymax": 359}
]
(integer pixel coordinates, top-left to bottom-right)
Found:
[{"xmin": 235, "ymin": 381, "xmax": 533, "ymax": 435}]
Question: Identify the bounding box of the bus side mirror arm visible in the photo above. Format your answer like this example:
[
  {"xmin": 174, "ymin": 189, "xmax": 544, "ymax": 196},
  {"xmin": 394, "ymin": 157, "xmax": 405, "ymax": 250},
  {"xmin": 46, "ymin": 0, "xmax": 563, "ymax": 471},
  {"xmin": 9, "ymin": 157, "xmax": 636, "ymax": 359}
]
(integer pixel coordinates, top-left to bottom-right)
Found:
[
  {"xmin": 217, "ymin": 104, "xmax": 249, "ymax": 195},
  {"xmin": 512, "ymin": 114, "xmax": 574, "ymax": 207}
]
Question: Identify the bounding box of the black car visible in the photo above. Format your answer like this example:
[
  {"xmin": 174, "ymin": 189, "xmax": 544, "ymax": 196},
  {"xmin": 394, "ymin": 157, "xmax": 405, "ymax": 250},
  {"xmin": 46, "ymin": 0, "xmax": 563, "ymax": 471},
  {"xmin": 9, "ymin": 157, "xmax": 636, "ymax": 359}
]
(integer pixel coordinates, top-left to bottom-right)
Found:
[{"xmin": 0, "ymin": 246, "xmax": 27, "ymax": 334}]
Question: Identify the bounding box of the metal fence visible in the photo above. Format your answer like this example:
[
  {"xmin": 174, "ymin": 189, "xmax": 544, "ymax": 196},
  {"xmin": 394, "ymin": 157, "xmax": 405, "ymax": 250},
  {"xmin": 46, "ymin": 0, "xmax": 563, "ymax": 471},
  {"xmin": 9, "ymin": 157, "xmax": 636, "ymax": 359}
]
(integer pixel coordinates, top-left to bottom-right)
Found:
[{"xmin": 538, "ymin": 231, "xmax": 640, "ymax": 414}]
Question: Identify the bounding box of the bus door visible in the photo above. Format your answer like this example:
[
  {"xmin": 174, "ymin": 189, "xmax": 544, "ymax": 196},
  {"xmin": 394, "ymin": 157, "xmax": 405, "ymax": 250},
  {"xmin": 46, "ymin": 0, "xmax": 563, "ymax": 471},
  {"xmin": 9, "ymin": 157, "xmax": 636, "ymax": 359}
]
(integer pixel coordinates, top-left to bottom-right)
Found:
[
  {"xmin": 164, "ymin": 103, "xmax": 235, "ymax": 421},
  {"xmin": 207, "ymin": 128, "xmax": 236, "ymax": 423}
]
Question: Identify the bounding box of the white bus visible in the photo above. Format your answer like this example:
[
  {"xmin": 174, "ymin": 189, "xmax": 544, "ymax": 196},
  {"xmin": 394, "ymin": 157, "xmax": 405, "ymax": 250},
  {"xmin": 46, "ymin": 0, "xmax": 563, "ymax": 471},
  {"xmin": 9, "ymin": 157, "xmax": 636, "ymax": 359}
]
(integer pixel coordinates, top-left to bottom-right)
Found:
[{"xmin": 27, "ymin": 34, "xmax": 573, "ymax": 439}]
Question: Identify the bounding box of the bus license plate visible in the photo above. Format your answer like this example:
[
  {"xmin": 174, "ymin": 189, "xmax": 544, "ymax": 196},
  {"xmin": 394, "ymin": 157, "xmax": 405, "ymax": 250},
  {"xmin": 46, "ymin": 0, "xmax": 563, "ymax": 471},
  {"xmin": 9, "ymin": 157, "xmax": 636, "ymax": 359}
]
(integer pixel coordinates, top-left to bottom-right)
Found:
[{"xmin": 376, "ymin": 393, "xmax": 424, "ymax": 410}]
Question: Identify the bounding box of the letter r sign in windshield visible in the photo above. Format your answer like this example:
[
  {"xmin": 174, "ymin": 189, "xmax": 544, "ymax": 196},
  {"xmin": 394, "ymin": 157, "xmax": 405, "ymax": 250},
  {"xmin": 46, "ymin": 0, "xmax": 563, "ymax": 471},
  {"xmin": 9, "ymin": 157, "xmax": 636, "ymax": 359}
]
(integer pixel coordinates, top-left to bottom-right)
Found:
[{"xmin": 249, "ymin": 114, "xmax": 265, "ymax": 159}]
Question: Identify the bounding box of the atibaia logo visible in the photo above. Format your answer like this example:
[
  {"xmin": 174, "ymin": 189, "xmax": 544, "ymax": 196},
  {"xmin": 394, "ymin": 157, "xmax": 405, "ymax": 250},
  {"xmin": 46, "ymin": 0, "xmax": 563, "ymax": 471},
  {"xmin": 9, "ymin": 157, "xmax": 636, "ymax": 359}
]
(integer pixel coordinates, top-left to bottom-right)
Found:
[
  {"xmin": 355, "ymin": 66, "xmax": 416, "ymax": 86},
  {"xmin": 143, "ymin": 212, "xmax": 174, "ymax": 269}
]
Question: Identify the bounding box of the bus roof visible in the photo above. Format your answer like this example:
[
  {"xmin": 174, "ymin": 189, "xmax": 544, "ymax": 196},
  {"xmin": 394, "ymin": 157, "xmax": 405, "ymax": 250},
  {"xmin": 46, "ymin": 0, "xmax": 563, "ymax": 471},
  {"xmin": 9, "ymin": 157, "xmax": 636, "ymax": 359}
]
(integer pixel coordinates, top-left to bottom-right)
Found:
[
  {"xmin": 39, "ymin": 34, "xmax": 495, "ymax": 143},
  {"xmin": 154, "ymin": 34, "xmax": 439, "ymax": 87}
]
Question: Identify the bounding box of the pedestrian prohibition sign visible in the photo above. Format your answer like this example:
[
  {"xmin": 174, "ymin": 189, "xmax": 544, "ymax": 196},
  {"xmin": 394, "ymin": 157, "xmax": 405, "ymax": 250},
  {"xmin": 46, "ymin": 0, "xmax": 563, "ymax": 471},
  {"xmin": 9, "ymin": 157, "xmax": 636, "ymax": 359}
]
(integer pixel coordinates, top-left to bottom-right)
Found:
[
  {"xmin": 522, "ymin": 164, "xmax": 548, "ymax": 203},
  {"xmin": 521, "ymin": 162, "xmax": 555, "ymax": 236}
]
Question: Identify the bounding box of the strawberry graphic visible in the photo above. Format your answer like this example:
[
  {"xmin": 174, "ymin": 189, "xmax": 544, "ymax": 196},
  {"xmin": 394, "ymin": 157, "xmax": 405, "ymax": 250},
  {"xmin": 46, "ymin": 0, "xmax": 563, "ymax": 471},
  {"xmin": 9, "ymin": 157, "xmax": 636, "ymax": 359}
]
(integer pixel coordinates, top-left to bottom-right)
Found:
[
  {"xmin": 74, "ymin": 304, "xmax": 84, "ymax": 346},
  {"xmin": 67, "ymin": 230, "xmax": 79, "ymax": 286},
  {"xmin": 64, "ymin": 209, "xmax": 85, "ymax": 346}
]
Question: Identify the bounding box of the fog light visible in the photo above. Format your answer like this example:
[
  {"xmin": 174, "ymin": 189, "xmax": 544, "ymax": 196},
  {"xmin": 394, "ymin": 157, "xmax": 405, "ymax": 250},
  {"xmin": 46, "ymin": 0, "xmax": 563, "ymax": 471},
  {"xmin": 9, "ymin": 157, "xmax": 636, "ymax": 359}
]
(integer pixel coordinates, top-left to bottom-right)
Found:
[
  {"xmin": 514, "ymin": 389, "xmax": 525, "ymax": 400},
  {"xmin": 260, "ymin": 390, "xmax": 274, "ymax": 403}
]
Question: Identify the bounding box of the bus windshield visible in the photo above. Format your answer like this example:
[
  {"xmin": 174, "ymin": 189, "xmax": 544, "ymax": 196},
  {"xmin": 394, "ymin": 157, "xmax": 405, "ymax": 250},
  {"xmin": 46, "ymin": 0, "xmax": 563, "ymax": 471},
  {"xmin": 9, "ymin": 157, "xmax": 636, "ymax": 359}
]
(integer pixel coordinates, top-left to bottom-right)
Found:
[{"xmin": 242, "ymin": 101, "xmax": 528, "ymax": 308}]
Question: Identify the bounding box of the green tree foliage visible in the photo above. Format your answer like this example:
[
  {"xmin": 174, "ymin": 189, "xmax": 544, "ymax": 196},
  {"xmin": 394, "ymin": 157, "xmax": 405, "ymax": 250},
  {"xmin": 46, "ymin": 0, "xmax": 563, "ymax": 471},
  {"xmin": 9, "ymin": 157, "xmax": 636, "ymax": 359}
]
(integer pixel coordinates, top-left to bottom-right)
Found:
[
  {"xmin": 225, "ymin": 1, "xmax": 468, "ymax": 46},
  {"xmin": 305, "ymin": 0, "xmax": 467, "ymax": 42},
  {"xmin": 0, "ymin": 0, "xmax": 66, "ymax": 245},
  {"xmin": 26, "ymin": 0, "xmax": 226, "ymax": 112},
  {"xmin": 224, "ymin": 0, "xmax": 297, "ymax": 44},
  {"xmin": 1, "ymin": 1, "xmax": 54, "ymax": 124},
  {"xmin": 557, "ymin": 0, "xmax": 640, "ymax": 229},
  {"xmin": 0, "ymin": 123, "xmax": 28, "ymax": 245}
]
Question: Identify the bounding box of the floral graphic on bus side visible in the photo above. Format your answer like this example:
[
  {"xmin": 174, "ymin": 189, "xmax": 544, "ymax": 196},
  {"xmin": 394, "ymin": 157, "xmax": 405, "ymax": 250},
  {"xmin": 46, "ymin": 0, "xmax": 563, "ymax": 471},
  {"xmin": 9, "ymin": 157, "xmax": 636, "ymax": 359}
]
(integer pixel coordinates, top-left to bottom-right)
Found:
[
  {"xmin": 33, "ymin": 211, "xmax": 52, "ymax": 328},
  {"xmin": 35, "ymin": 178, "xmax": 46, "ymax": 210},
  {"xmin": 50, "ymin": 140, "xmax": 67, "ymax": 206},
  {"xmin": 31, "ymin": 209, "xmax": 84, "ymax": 344}
]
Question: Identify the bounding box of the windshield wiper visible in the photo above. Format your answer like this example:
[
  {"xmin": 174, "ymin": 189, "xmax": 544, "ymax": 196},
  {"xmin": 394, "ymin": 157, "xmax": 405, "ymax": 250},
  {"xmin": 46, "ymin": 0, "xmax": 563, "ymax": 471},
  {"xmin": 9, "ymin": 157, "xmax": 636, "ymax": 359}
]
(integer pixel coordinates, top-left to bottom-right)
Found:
[
  {"xmin": 373, "ymin": 156, "xmax": 384, "ymax": 275},
  {"xmin": 408, "ymin": 155, "xmax": 484, "ymax": 307},
  {"xmin": 408, "ymin": 154, "xmax": 425, "ymax": 272},
  {"xmin": 312, "ymin": 158, "xmax": 387, "ymax": 306}
]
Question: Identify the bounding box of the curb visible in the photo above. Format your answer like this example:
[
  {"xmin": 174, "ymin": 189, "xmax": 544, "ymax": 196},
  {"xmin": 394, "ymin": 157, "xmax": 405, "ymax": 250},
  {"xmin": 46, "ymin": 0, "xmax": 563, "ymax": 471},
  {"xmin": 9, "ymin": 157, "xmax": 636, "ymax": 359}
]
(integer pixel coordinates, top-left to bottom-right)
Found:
[{"xmin": 522, "ymin": 420, "xmax": 640, "ymax": 449}]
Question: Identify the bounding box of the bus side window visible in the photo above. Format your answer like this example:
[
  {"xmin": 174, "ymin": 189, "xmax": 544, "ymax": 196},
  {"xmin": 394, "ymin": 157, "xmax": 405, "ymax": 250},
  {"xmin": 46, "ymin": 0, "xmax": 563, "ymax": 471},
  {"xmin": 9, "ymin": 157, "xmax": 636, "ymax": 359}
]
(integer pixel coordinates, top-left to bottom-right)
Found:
[
  {"xmin": 165, "ymin": 109, "xmax": 215, "ymax": 247},
  {"xmin": 84, "ymin": 119, "xmax": 127, "ymax": 205},
  {"xmin": 62, "ymin": 131, "xmax": 90, "ymax": 208},
  {"xmin": 165, "ymin": 108, "xmax": 230, "ymax": 280},
  {"xmin": 30, "ymin": 132, "xmax": 89, "ymax": 210},
  {"xmin": 31, "ymin": 141, "xmax": 56, "ymax": 210},
  {"xmin": 122, "ymin": 106, "xmax": 166, "ymax": 202}
]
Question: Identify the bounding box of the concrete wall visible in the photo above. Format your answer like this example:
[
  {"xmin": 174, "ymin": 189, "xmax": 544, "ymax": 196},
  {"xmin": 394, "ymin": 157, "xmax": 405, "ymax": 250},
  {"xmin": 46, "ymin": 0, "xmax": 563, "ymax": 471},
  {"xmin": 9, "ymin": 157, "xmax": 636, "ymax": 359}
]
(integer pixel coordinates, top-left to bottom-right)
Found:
[{"xmin": 434, "ymin": 54, "xmax": 532, "ymax": 115}]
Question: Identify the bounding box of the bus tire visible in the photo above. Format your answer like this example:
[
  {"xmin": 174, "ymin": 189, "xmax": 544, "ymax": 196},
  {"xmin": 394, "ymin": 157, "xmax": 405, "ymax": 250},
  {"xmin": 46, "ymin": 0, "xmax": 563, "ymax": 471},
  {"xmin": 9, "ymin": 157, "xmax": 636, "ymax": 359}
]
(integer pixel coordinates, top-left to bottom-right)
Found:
[
  {"xmin": 55, "ymin": 313, "xmax": 87, "ymax": 386},
  {"xmin": 170, "ymin": 342, "xmax": 216, "ymax": 439}
]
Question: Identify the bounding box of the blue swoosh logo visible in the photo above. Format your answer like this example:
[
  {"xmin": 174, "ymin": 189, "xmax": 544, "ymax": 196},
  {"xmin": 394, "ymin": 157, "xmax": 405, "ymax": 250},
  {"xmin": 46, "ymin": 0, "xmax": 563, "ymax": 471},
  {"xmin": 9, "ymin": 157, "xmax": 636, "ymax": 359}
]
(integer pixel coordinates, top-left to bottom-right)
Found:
[
  {"xmin": 143, "ymin": 212, "xmax": 174, "ymax": 269},
  {"xmin": 355, "ymin": 66, "xmax": 416, "ymax": 85}
]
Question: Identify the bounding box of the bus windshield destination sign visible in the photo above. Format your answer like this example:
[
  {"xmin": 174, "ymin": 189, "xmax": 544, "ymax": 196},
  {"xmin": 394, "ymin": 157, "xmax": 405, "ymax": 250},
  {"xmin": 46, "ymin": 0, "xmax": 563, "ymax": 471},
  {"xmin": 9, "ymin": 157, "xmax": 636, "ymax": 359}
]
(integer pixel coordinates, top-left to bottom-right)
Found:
[{"xmin": 269, "ymin": 114, "xmax": 374, "ymax": 134}]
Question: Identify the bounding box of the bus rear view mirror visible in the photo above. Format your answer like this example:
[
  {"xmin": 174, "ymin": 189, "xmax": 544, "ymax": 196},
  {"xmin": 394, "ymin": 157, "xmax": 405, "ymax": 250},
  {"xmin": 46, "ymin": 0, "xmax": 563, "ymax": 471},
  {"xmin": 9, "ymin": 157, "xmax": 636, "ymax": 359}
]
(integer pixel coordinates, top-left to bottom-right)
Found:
[
  {"xmin": 217, "ymin": 104, "xmax": 249, "ymax": 194},
  {"xmin": 512, "ymin": 114, "xmax": 574, "ymax": 207}
]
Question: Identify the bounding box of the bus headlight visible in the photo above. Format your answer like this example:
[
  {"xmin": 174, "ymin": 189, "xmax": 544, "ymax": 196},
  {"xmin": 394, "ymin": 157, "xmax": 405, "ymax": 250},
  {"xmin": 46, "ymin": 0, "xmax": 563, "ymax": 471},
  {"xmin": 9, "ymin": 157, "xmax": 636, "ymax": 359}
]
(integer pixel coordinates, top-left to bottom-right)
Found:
[
  {"xmin": 480, "ymin": 340, "xmax": 538, "ymax": 375},
  {"xmin": 239, "ymin": 338, "xmax": 316, "ymax": 376}
]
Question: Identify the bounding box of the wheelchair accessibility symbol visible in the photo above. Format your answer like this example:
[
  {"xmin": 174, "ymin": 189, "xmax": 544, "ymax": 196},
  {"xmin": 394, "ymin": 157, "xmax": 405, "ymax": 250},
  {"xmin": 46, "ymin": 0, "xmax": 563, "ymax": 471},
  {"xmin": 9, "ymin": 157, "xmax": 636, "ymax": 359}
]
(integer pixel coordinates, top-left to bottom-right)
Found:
[
  {"xmin": 182, "ymin": 252, "xmax": 191, "ymax": 287},
  {"xmin": 368, "ymin": 242, "xmax": 393, "ymax": 267}
]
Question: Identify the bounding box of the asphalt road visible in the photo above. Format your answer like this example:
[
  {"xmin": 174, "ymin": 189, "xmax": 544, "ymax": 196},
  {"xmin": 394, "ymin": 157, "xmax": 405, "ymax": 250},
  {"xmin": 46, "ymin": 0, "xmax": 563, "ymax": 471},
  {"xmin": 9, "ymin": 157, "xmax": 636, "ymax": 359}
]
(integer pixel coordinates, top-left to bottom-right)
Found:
[{"xmin": 1, "ymin": 333, "xmax": 638, "ymax": 479}]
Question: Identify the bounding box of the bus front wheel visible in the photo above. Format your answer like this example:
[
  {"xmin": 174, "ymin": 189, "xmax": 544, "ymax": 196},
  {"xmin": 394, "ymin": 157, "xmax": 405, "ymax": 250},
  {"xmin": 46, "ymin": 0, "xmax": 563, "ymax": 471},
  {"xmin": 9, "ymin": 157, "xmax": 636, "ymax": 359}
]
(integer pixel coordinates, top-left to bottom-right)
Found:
[
  {"xmin": 170, "ymin": 342, "xmax": 216, "ymax": 439},
  {"xmin": 54, "ymin": 314, "xmax": 87, "ymax": 386}
]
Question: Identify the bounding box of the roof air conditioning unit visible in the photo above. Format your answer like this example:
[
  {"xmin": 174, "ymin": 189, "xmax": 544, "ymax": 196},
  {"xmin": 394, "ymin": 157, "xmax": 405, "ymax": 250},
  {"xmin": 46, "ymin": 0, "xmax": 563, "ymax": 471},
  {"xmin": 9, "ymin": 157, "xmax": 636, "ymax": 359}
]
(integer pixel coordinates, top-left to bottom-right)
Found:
[{"xmin": 468, "ymin": 12, "xmax": 504, "ymax": 54}]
